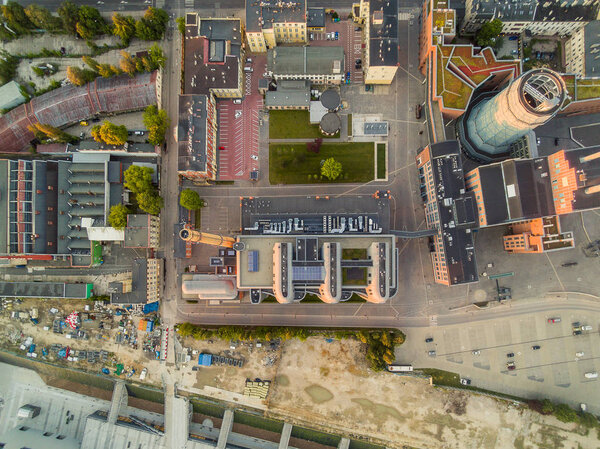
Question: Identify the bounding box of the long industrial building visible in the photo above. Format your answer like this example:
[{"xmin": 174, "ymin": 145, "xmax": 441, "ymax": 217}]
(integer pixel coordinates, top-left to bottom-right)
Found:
[{"xmin": 0, "ymin": 72, "xmax": 158, "ymax": 153}]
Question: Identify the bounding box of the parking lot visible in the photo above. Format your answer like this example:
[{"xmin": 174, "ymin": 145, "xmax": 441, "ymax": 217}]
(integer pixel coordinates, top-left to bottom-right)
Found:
[
  {"xmin": 401, "ymin": 310, "xmax": 600, "ymax": 411},
  {"xmin": 309, "ymin": 19, "xmax": 364, "ymax": 84},
  {"xmin": 216, "ymin": 55, "xmax": 264, "ymax": 180}
]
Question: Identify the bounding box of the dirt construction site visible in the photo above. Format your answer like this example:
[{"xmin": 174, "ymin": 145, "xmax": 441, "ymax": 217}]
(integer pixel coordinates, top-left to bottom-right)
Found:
[{"xmin": 1, "ymin": 297, "xmax": 599, "ymax": 449}]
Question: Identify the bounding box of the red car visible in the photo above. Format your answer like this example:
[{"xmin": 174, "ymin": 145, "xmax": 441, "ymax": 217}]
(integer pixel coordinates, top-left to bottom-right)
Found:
[
  {"xmin": 219, "ymin": 146, "xmax": 224, "ymax": 150},
  {"xmin": 548, "ymin": 317, "xmax": 561, "ymax": 323}
]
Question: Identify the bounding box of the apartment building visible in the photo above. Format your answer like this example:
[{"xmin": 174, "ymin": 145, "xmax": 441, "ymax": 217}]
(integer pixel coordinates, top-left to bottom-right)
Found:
[
  {"xmin": 184, "ymin": 14, "xmax": 243, "ymax": 98},
  {"xmin": 461, "ymin": 0, "xmax": 600, "ymax": 35},
  {"xmin": 177, "ymin": 94, "xmax": 218, "ymax": 181},
  {"xmin": 245, "ymin": 0, "xmax": 307, "ymax": 53},
  {"xmin": 356, "ymin": 0, "xmax": 399, "ymax": 84},
  {"xmin": 416, "ymin": 141, "xmax": 478, "ymax": 286},
  {"xmin": 565, "ymin": 20, "xmax": 600, "ymax": 77}
]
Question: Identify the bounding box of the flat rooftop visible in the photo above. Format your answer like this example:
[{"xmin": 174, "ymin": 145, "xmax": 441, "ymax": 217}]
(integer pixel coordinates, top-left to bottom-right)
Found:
[
  {"xmin": 267, "ymin": 46, "xmax": 344, "ymax": 75},
  {"xmin": 0, "ymin": 281, "xmax": 90, "ymax": 299},
  {"xmin": 237, "ymin": 234, "xmax": 396, "ymax": 288},
  {"xmin": 178, "ymin": 94, "xmax": 208, "ymax": 174},
  {"xmin": 241, "ymin": 195, "xmax": 390, "ymax": 234},
  {"xmin": 246, "ymin": 0, "xmax": 306, "ymax": 32},
  {"xmin": 184, "ymin": 18, "xmax": 241, "ymax": 95},
  {"xmin": 369, "ymin": 0, "xmax": 399, "ymax": 67}
]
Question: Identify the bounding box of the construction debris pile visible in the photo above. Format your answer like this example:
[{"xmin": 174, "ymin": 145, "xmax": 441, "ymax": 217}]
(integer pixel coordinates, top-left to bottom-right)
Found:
[{"xmin": 244, "ymin": 379, "xmax": 271, "ymax": 399}]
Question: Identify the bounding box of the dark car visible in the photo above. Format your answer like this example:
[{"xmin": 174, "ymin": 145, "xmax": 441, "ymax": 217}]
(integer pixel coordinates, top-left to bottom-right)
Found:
[
  {"xmin": 356, "ymin": 58, "xmax": 362, "ymax": 64},
  {"xmin": 507, "ymin": 352, "xmax": 514, "ymax": 358},
  {"xmin": 508, "ymin": 35, "xmax": 518, "ymax": 40},
  {"xmin": 508, "ymin": 365, "xmax": 516, "ymax": 371},
  {"xmin": 573, "ymin": 330, "xmax": 583, "ymax": 335},
  {"xmin": 532, "ymin": 345, "xmax": 541, "ymax": 350},
  {"xmin": 415, "ymin": 103, "xmax": 422, "ymax": 120},
  {"xmin": 425, "ymin": 337, "xmax": 434, "ymax": 343}
]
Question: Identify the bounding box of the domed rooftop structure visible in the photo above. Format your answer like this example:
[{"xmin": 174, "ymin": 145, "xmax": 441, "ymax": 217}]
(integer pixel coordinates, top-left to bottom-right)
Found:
[
  {"xmin": 320, "ymin": 88, "xmax": 341, "ymax": 111},
  {"xmin": 319, "ymin": 112, "xmax": 341, "ymax": 136}
]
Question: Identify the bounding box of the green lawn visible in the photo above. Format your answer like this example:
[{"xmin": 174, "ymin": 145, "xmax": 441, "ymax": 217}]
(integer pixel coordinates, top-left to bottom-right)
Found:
[
  {"xmin": 347, "ymin": 114, "xmax": 353, "ymax": 136},
  {"xmin": 269, "ymin": 142, "xmax": 374, "ymax": 184},
  {"xmin": 269, "ymin": 110, "xmax": 336, "ymax": 139},
  {"xmin": 376, "ymin": 143, "xmax": 386, "ymax": 179},
  {"xmin": 91, "ymin": 241, "xmax": 102, "ymax": 266}
]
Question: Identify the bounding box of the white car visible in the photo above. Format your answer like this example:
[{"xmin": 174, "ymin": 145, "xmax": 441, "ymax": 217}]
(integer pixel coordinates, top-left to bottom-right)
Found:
[
  {"xmin": 140, "ymin": 368, "xmax": 148, "ymax": 380},
  {"xmin": 234, "ymin": 111, "xmax": 242, "ymax": 119},
  {"xmin": 576, "ymin": 352, "xmax": 584, "ymax": 357},
  {"xmin": 584, "ymin": 372, "xmax": 598, "ymax": 379},
  {"xmin": 472, "ymin": 350, "xmax": 481, "ymax": 355},
  {"xmin": 250, "ymin": 155, "xmax": 258, "ymax": 161}
]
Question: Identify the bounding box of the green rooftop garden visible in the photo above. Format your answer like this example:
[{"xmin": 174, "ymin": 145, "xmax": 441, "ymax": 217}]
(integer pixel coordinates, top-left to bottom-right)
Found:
[{"xmin": 575, "ymin": 78, "xmax": 600, "ymax": 100}]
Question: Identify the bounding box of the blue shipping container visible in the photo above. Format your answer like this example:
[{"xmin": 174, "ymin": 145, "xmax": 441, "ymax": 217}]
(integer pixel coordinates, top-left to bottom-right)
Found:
[{"xmin": 198, "ymin": 353, "xmax": 213, "ymax": 366}]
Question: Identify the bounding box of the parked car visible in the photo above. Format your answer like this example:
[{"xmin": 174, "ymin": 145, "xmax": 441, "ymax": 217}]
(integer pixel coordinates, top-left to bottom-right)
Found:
[
  {"xmin": 460, "ymin": 378, "xmax": 471, "ymax": 385},
  {"xmin": 582, "ymin": 325, "xmax": 593, "ymax": 331},
  {"xmin": 506, "ymin": 352, "xmax": 515, "ymax": 358},
  {"xmin": 428, "ymin": 350, "xmax": 436, "ymax": 356},
  {"xmin": 584, "ymin": 372, "xmax": 598, "ymax": 379},
  {"xmin": 532, "ymin": 345, "xmax": 541, "ymax": 350},
  {"xmin": 547, "ymin": 317, "xmax": 561, "ymax": 323},
  {"xmin": 245, "ymin": 57, "xmax": 252, "ymax": 63},
  {"xmin": 235, "ymin": 111, "xmax": 242, "ymax": 118},
  {"xmin": 310, "ymin": 33, "xmax": 314, "ymax": 40},
  {"xmin": 508, "ymin": 35, "xmax": 518, "ymax": 40},
  {"xmin": 507, "ymin": 361, "xmax": 516, "ymax": 371},
  {"xmin": 356, "ymin": 58, "xmax": 362, "ymax": 64},
  {"xmin": 233, "ymin": 99, "xmax": 242, "ymax": 104},
  {"xmin": 425, "ymin": 337, "xmax": 434, "ymax": 343},
  {"xmin": 415, "ymin": 103, "xmax": 422, "ymax": 119},
  {"xmin": 472, "ymin": 350, "xmax": 481, "ymax": 355},
  {"xmin": 576, "ymin": 352, "xmax": 584, "ymax": 357},
  {"xmin": 139, "ymin": 368, "xmax": 147, "ymax": 380},
  {"xmin": 573, "ymin": 330, "xmax": 583, "ymax": 336},
  {"xmin": 334, "ymin": 31, "xmax": 339, "ymax": 40}
]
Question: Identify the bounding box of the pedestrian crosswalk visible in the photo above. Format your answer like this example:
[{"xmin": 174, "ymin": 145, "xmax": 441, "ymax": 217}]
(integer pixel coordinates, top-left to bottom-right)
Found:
[{"xmin": 398, "ymin": 12, "xmax": 411, "ymax": 21}]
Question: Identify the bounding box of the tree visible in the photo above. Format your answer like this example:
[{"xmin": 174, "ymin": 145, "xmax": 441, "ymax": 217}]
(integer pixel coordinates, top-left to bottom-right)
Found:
[
  {"xmin": 553, "ymin": 403, "xmax": 578, "ymax": 423},
  {"xmin": 143, "ymin": 104, "xmax": 170, "ymax": 145},
  {"xmin": 28, "ymin": 122, "xmax": 77, "ymax": 144},
  {"xmin": 25, "ymin": 4, "xmax": 62, "ymax": 30},
  {"xmin": 321, "ymin": 157, "xmax": 342, "ymax": 181},
  {"xmin": 2, "ymin": 1, "xmax": 34, "ymax": 34},
  {"xmin": 541, "ymin": 399, "xmax": 554, "ymax": 415},
  {"xmin": 476, "ymin": 19, "xmax": 503, "ymax": 48},
  {"xmin": 119, "ymin": 50, "xmax": 137, "ymax": 76},
  {"xmin": 0, "ymin": 50, "xmax": 18, "ymax": 85},
  {"xmin": 98, "ymin": 63, "xmax": 119, "ymax": 78},
  {"xmin": 135, "ymin": 7, "xmax": 168, "ymax": 40},
  {"xmin": 176, "ymin": 16, "xmax": 185, "ymax": 35},
  {"xmin": 82, "ymin": 56, "xmax": 100, "ymax": 72},
  {"xmin": 91, "ymin": 120, "xmax": 128, "ymax": 145},
  {"xmin": 58, "ymin": 1, "xmax": 79, "ymax": 35},
  {"xmin": 66, "ymin": 66, "xmax": 96, "ymax": 86},
  {"xmin": 112, "ymin": 13, "xmax": 136, "ymax": 44},
  {"xmin": 137, "ymin": 190, "xmax": 164, "ymax": 215},
  {"xmin": 76, "ymin": 5, "xmax": 106, "ymax": 40},
  {"xmin": 307, "ymin": 137, "xmax": 323, "ymax": 153},
  {"xmin": 147, "ymin": 43, "xmax": 166, "ymax": 69},
  {"xmin": 108, "ymin": 204, "xmax": 131, "ymax": 229},
  {"xmin": 124, "ymin": 165, "xmax": 155, "ymax": 194},
  {"xmin": 180, "ymin": 189, "xmax": 204, "ymax": 210}
]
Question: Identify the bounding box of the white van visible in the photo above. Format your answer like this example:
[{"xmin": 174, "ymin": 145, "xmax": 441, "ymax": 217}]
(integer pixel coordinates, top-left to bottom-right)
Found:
[
  {"xmin": 244, "ymin": 66, "xmax": 253, "ymax": 72},
  {"xmin": 584, "ymin": 372, "xmax": 598, "ymax": 379}
]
